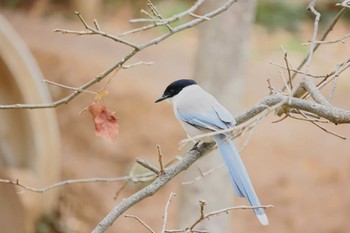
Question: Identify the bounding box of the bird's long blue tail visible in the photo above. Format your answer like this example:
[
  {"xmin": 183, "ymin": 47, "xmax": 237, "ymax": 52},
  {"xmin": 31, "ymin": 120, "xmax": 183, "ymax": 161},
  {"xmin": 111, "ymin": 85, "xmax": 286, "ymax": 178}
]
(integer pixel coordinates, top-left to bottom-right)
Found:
[{"xmin": 213, "ymin": 134, "xmax": 268, "ymax": 225}]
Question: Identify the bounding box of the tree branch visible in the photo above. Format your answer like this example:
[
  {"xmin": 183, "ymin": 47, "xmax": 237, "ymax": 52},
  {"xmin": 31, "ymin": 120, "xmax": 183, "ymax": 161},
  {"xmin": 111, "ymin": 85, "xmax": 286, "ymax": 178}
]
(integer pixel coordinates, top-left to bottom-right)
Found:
[
  {"xmin": 0, "ymin": 0, "xmax": 238, "ymax": 110},
  {"xmin": 91, "ymin": 142, "xmax": 215, "ymax": 233},
  {"xmin": 236, "ymin": 93, "xmax": 350, "ymax": 125},
  {"xmin": 285, "ymin": 6, "xmax": 346, "ymax": 89},
  {"xmin": 0, "ymin": 173, "xmax": 154, "ymax": 193}
]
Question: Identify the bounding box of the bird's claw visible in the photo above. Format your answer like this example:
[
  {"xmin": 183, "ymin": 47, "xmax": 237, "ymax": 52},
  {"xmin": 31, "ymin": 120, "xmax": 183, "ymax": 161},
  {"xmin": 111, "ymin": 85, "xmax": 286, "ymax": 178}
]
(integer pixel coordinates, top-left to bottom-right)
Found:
[{"xmin": 190, "ymin": 141, "xmax": 203, "ymax": 153}]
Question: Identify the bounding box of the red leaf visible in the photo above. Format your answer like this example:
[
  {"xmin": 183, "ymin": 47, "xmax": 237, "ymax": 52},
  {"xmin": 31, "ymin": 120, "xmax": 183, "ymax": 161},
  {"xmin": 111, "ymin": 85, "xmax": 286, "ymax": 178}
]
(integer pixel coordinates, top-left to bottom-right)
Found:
[{"xmin": 88, "ymin": 101, "xmax": 119, "ymax": 141}]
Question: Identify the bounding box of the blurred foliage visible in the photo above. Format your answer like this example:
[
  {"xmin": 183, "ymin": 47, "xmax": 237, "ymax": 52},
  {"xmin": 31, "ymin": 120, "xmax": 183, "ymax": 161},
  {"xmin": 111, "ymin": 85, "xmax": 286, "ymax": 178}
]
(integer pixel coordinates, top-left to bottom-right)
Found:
[
  {"xmin": 36, "ymin": 211, "xmax": 66, "ymax": 233},
  {"xmin": 102, "ymin": 0, "xmax": 191, "ymax": 19},
  {"xmin": 1, "ymin": 0, "xmax": 27, "ymax": 8},
  {"xmin": 255, "ymin": 1, "xmax": 306, "ymax": 32},
  {"xmin": 256, "ymin": 0, "xmax": 350, "ymax": 32},
  {"xmin": 1, "ymin": 0, "xmax": 350, "ymax": 32}
]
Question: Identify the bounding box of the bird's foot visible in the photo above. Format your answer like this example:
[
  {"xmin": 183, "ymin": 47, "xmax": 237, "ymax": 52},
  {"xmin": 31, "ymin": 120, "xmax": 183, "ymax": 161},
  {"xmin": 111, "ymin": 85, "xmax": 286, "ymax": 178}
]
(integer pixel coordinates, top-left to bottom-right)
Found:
[{"xmin": 190, "ymin": 141, "xmax": 203, "ymax": 153}]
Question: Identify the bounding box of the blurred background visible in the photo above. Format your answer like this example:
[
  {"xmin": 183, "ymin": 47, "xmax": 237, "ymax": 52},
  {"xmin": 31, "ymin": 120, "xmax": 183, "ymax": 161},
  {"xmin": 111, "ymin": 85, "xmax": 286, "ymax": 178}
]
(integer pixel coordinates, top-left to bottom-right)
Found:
[{"xmin": 0, "ymin": 0, "xmax": 350, "ymax": 232}]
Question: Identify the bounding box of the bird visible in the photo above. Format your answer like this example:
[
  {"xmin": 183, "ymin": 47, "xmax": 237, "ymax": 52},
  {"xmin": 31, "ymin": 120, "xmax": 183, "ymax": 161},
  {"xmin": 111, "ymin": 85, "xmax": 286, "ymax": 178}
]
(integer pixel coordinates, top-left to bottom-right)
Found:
[{"xmin": 155, "ymin": 79, "xmax": 268, "ymax": 225}]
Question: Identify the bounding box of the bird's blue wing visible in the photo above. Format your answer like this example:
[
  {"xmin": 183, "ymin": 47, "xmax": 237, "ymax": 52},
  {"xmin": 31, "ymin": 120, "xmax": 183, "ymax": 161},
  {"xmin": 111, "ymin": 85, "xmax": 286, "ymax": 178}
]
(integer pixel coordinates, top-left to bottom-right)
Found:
[
  {"xmin": 174, "ymin": 86, "xmax": 235, "ymax": 130},
  {"xmin": 175, "ymin": 106, "xmax": 230, "ymax": 131},
  {"xmin": 213, "ymin": 104, "xmax": 236, "ymax": 126}
]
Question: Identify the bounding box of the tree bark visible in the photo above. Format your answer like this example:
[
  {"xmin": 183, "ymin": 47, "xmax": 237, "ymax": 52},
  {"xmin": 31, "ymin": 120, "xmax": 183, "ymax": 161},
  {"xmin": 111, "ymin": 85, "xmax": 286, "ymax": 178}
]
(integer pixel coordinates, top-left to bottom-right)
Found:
[{"xmin": 178, "ymin": 0, "xmax": 256, "ymax": 232}]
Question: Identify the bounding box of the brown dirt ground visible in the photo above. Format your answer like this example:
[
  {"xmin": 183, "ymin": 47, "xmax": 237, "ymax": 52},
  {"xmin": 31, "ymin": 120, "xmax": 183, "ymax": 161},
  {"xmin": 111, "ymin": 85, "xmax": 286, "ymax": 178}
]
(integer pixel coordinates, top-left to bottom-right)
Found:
[{"xmin": 2, "ymin": 6, "xmax": 350, "ymax": 233}]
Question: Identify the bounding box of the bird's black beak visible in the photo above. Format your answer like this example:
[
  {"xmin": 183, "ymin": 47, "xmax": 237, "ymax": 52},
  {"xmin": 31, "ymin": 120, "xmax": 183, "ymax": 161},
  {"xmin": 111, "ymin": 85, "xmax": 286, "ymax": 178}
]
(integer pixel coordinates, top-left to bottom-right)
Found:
[{"xmin": 155, "ymin": 94, "xmax": 169, "ymax": 103}]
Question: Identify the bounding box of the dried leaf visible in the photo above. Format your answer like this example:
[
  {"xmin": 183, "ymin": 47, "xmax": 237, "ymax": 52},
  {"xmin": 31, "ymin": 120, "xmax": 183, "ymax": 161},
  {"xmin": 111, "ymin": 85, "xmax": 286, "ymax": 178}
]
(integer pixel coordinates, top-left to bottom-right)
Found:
[{"xmin": 88, "ymin": 101, "xmax": 119, "ymax": 141}]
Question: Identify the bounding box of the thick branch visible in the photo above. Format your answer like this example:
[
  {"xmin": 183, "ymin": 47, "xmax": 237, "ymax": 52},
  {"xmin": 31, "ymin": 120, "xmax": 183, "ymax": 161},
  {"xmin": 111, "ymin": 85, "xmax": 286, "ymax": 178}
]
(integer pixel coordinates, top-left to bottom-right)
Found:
[
  {"xmin": 2, "ymin": 93, "xmax": 349, "ymax": 194},
  {"xmin": 235, "ymin": 93, "xmax": 350, "ymax": 125},
  {"xmin": 92, "ymin": 93, "xmax": 350, "ymax": 232},
  {"xmin": 91, "ymin": 142, "xmax": 215, "ymax": 233}
]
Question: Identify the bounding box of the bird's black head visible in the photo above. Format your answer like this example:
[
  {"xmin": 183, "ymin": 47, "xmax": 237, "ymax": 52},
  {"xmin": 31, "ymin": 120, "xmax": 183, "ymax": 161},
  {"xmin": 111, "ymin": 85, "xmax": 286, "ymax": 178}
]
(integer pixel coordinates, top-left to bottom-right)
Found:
[{"xmin": 155, "ymin": 79, "xmax": 197, "ymax": 103}]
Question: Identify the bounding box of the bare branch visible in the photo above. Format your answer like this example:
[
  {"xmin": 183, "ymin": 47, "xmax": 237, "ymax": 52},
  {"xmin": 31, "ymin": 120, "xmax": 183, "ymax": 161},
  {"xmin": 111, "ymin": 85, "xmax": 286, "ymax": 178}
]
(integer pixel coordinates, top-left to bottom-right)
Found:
[
  {"xmin": 0, "ymin": 0, "xmax": 237, "ymax": 110},
  {"xmin": 269, "ymin": 61, "xmax": 327, "ymax": 79},
  {"xmin": 302, "ymin": 0, "xmax": 320, "ymax": 81},
  {"xmin": 136, "ymin": 158, "xmax": 160, "ymax": 175},
  {"xmin": 54, "ymin": 11, "xmax": 140, "ymax": 49},
  {"xmin": 0, "ymin": 49, "xmax": 136, "ymax": 109},
  {"xmin": 300, "ymin": 79, "xmax": 330, "ymax": 105},
  {"xmin": 191, "ymin": 205, "xmax": 274, "ymax": 230},
  {"xmin": 0, "ymin": 173, "xmax": 154, "ymax": 193},
  {"xmin": 122, "ymin": 61, "xmax": 154, "ymax": 69},
  {"xmin": 161, "ymin": 192, "xmax": 176, "ymax": 233},
  {"xmin": 235, "ymin": 93, "xmax": 350, "ymax": 125},
  {"xmin": 189, "ymin": 13, "xmax": 211, "ymax": 21},
  {"xmin": 124, "ymin": 215, "xmax": 156, "ymax": 233},
  {"xmin": 282, "ymin": 48, "xmax": 293, "ymax": 89},
  {"xmin": 182, "ymin": 163, "xmax": 225, "ymax": 185},
  {"xmin": 293, "ymin": 110, "xmax": 346, "ymax": 139},
  {"xmin": 90, "ymin": 91, "xmax": 350, "ymax": 233},
  {"xmin": 43, "ymin": 79, "xmax": 96, "ymax": 94},
  {"xmin": 166, "ymin": 204, "xmax": 274, "ymax": 233},
  {"xmin": 146, "ymin": 0, "xmax": 173, "ymax": 32},
  {"xmin": 304, "ymin": 32, "xmax": 350, "ymax": 45},
  {"xmin": 336, "ymin": 0, "xmax": 350, "ymax": 9},
  {"xmin": 138, "ymin": 0, "xmax": 238, "ymax": 50},
  {"xmin": 285, "ymin": 7, "xmax": 346, "ymax": 88},
  {"xmin": 157, "ymin": 144, "xmax": 165, "ymax": 175},
  {"xmin": 130, "ymin": 0, "xmax": 206, "ymax": 24},
  {"xmin": 91, "ymin": 142, "xmax": 215, "ymax": 233},
  {"xmin": 189, "ymin": 200, "xmax": 207, "ymax": 231}
]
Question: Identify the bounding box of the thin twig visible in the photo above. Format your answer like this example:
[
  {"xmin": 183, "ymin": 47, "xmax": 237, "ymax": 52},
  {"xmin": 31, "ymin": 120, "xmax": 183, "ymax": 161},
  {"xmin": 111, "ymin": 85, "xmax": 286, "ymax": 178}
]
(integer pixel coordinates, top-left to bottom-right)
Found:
[
  {"xmin": 282, "ymin": 48, "xmax": 293, "ymax": 89},
  {"xmin": 157, "ymin": 145, "xmax": 165, "ymax": 175},
  {"xmin": 189, "ymin": 12, "xmax": 211, "ymax": 21},
  {"xmin": 114, "ymin": 163, "xmax": 139, "ymax": 200},
  {"xmin": 189, "ymin": 204, "xmax": 274, "ymax": 231},
  {"xmin": 189, "ymin": 200, "xmax": 207, "ymax": 231},
  {"xmin": 328, "ymin": 64, "xmax": 341, "ymax": 102},
  {"xmin": 161, "ymin": 192, "xmax": 176, "ymax": 233},
  {"xmin": 55, "ymin": 12, "xmax": 139, "ymax": 49},
  {"xmin": 279, "ymin": 69, "xmax": 292, "ymax": 94},
  {"xmin": 298, "ymin": 110, "xmax": 346, "ymax": 139},
  {"xmin": 147, "ymin": 0, "xmax": 173, "ymax": 32},
  {"xmin": 304, "ymin": 32, "xmax": 350, "ymax": 45},
  {"xmin": 269, "ymin": 61, "xmax": 327, "ymax": 79},
  {"xmin": 0, "ymin": 173, "xmax": 155, "ymax": 193},
  {"xmin": 124, "ymin": 215, "xmax": 156, "ymax": 233},
  {"xmin": 93, "ymin": 19, "xmax": 100, "ymax": 30},
  {"xmin": 136, "ymin": 158, "xmax": 160, "ymax": 175},
  {"xmin": 43, "ymin": 79, "xmax": 96, "ymax": 94},
  {"xmin": 336, "ymin": 0, "xmax": 350, "ymax": 9},
  {"xmin": 182, "ymin": 164, "xmax": 225, "ymax": 185},
  {"xmin": 303, "ymin": 0, "xmax": 320, "ymax": 80},
  {"xmin": 113, "ymin": 182, "xmax": 128, "ymax": 201},
  {"xmin": 118, "ymin": 24, "xmax": 155, "ymax": 37},
  {"xmin": 285, "ymin": 7, "xmax": 346, "ymax": 89},
  {"xmin": 122, "ymin": 61, "xmax": 154, "ymax": 69},
  {"xmin": 130, "ymin": 0, "xmax": 206, "ymax": 24},
  {"xmin": 267, "ymin": 78, "xmax": 275, "ymax": 94},
  {"xmin": 165, "ymin": 204, "xmax": 274, "ymax": 233}
]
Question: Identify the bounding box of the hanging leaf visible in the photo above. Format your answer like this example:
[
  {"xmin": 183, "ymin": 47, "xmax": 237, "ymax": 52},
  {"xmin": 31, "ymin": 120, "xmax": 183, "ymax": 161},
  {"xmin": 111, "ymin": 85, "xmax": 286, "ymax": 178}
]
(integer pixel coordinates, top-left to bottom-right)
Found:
[{"xmin": 88, "ymin": 100, "xmax": 119, "ymax": 141}]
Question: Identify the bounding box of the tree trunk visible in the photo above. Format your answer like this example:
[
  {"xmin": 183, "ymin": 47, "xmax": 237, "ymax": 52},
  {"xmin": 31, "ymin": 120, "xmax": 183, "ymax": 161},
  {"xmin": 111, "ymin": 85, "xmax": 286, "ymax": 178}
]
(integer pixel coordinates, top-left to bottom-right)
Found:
[{"xmin": 178, "ymin": 1, "xmax": 256, "ymax": 232}]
